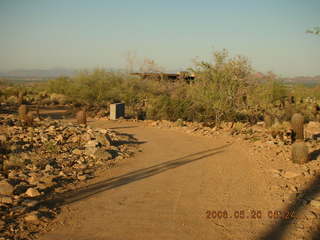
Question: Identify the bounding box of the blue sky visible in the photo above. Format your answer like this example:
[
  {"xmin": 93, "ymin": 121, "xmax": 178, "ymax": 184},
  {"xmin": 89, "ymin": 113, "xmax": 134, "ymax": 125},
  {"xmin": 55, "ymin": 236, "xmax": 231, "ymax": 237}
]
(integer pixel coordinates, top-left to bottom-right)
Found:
[{"xmin": 0, "ymin": 0, "xmax": 319, "ymax": 76}]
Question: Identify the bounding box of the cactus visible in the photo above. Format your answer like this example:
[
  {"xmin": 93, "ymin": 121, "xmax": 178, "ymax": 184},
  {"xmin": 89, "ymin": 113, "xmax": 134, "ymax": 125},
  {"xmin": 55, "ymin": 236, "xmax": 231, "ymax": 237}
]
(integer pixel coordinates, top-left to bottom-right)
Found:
[
  {"xmin": 17, "ymin": 95, "xmax": 23, "ymax": 105},
  {"xmin": 283, "ymin": 104, "xmax": 294, "ymax": 121},
  {"xmin": 76, "ymin": 110, "xmax": 87, "ymax": 125},
  {"xmin": 291, "ymin": 140, "xmax": 309, "ymax": 164},
  {"xmin": 291, "ymin": 113, "xmax": 304, "ymax": 141},
  {"xmin": 18, "ymin": 104, "xmax": 28, "ymax": 121},
  {"xmin": 289, "ymin": 95, "xmax": 295, "ymax": 104},
  {"xmin": 0, "ymin": 134, "xmax": 7, "ymax": 171},
  {"xmin": 24, "ymin": 112, "xmax": 34, "ymax": 126},
  {"xmin": 17, "ymin": 91, "xmax": 26, "ymax": 105},
  {"xmin": 36, "ymin": 104, "xmax": 41, "ymax": 119},
  {"xmin": 280, "ymin": 97, "xmax": 286, "ymax": 109},
  {"xmin": 264, "ymin": 113, "xmax": 273, "ymax": 128},
  {"xmin": 242, "ymin": 94, "xmax": 247, "ymax": 106},
  {"xmin": 274, "ymin": 117, "xmax": 280, "ymax": 125},
  {"xmin": 312, "ymin": 103, "xmax": 319, "ymax": 118}
]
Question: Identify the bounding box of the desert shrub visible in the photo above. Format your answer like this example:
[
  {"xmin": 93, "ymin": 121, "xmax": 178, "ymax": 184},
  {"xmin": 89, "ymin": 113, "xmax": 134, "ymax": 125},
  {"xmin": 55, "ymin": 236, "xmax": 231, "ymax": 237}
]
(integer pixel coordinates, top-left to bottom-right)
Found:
[
  {"xmin": 146, "ymin": 94, "xmax": 194, "ymax": 121},
  {"xmin": 49, "ymin": 93, "xmax": 68, "ymax": 105},
  {"xmin": 187, "ymin": 49, "xmax": 252, "ymax": 124},
  {"xmin": 45, "ymin": 69, "xmax": 144, "ymax": 105},
  {"xmin": 39, "ymin": 50, "xmax": 319, "ymax": 126},
  {"xmin": 248, "ymin": 78, "xmax": 288, "ymax": 108},
  {"xmin": 46, "ymin": 77, "xmax": 71, "ymax": 95}
]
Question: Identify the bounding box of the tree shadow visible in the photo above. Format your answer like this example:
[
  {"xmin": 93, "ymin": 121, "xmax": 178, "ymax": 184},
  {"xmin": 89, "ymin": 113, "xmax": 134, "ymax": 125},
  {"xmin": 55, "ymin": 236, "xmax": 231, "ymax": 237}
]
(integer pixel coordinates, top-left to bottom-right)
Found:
[
  {"xmin": 41, "ymin": 111, "xmax": 73, "ymax": 120},
  {"xmin": 109, "ymin": 126, "xmax": 139, "ymax": 129},
  {"xmin": 259, "ymin": 175, "xmax": 320, "ymax": 240},
  {"xmin": 310, "ymin": 225, "xmax": 320, "ymax": 240},
  {"xmin": 111, "ymin": 132, "xmax": 146, "ymax": 146},
  {"xmin": 40, "ymin": 143, "xmax": 231, "ymax": 208}
]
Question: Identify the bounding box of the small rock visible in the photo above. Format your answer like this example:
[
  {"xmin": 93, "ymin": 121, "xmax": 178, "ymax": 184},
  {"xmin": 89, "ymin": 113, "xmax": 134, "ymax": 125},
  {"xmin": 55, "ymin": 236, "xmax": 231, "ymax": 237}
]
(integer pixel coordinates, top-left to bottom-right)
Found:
[
  {"xmin": 310, "ymin": 200, "xmax": 320, "ymax": 208},
  {"xmin": 72, "ymin": 149, "xmax": 82, "ymax": 155},
  {"xmin": 0, "ymin": 134, "xmax": 7, "ymax": 143},
  {"xmin": 40, "ymin": 175, "xmax": 54, "ymax": 185},
  {"xmin": 0, "ymin": 195, "xmax": 13, "ymax": 204},
  {"xmin": 20, "ymin": 152, "xmax": 31, "ymax": 160},
  {"xmin": 85, "ymin": 146, "xmax": 98, "ymax": 156},
  {"xmin": 55, "ymin": 134, "xmax": 64, "ymax": 143},
  {"xmin": 74, "ymin": 163, "xmax": 87, "ymax": 170},
  {"xmin": 7, "ymin": 170, "xmax": 19, "ymax": 179},
  {"xmin": 27, "ymin": 176, "xmax": 39, "ymax": 185},
  {"xmin": 23, "ymin": 200, "xmax": 38, "ymax": 208},
  {"xmin": 93, "ymin": 149, "xmax": 112, "ymax": 161},
  {"xmin": 77, "ymin": 175, "xmax": 87, "ymax": 181},
  {"xmin": 282, "ymin": 171, "xmax": 301, "ymax": 179},
  {"xmin": 95, "ymin": 133, "xmax": 111, "ymax": 146},
  {"xmin": 86, "ymin": 140, "xmax": 99, "ymax": 148},
  {"xmin": 44, "ymin": 164, "xmax": 53, "ymax": 172},
  {"xmin": 25, "ymin": 188, "xmax": 41, "ymax": 197},
  {"xmin": 69, "ymin": 135, "xmax": 81, "ymax": 143},
  {"xmin": 36, "ymin": 183, "xmax": 49, "ymax": 190},
  {"xmin": 269, "ymin": 169, "xmax": 281, "ymax": 177},
  {"xmin": 257, "ymin": 121, "xmax": 264, "ymax": 126},
  {"xmin": 24, "ymin": 212, "xmax": 39, "ymax": 223},
  {"xmin": 0, "ymin": 180, "xmax": 14, "ymax": 195},
  {"xmin": 290, "ymin": 186, "xmax": 299, "ymax": 192}
]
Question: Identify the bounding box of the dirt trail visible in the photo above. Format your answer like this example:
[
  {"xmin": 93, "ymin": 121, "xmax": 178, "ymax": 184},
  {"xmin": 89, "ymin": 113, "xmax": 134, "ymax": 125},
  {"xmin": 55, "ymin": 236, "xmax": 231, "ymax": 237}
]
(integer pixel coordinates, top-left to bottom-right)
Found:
[{"xmin": 39, "ymin": 120, "xmax": 283, "ymax": 240}]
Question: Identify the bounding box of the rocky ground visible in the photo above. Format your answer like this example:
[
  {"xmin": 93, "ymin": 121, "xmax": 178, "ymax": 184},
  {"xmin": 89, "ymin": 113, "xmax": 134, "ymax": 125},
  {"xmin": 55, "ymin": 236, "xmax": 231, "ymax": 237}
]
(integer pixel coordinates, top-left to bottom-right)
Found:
[
  {"xmin": 1, "ymin": 107, "xmax": 320, "ymax": 239},
  {"xmin": 0, "ymin": 115, "xmax": 138, "ymax": 240}
]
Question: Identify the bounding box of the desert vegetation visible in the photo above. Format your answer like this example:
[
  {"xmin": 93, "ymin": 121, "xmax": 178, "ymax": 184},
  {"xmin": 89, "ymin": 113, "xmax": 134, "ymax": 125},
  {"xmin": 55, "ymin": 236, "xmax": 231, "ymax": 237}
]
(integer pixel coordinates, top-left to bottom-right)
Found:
[
  {"xmin": 1, "ymin": 50, "xmax": 319, "ymax": 125},
  {"xmin": 1, "ymin": 49, "xmax": 320, "ymax": 239}
]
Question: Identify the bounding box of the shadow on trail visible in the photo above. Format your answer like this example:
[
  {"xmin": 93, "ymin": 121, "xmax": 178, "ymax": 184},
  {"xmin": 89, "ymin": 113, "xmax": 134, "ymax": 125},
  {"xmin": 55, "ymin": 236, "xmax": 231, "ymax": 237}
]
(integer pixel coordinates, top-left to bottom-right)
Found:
[
  {"xmin": 45, "ymin": 143, "xmax": 231, "ymax": 207},
  {"xmin": 259, "ymin": 175, "xmax": 320, "ymax": 240},
  {"xmin": 311, "ymin": 227, "xmax": 320, "ymax": 240},
  {"xmin": 109, "ymin": 126, "xmax": 139, "ymax": 129},
  {"xmin": 111, "ymin": 132, "xmax": 147, "ymax": 147}
]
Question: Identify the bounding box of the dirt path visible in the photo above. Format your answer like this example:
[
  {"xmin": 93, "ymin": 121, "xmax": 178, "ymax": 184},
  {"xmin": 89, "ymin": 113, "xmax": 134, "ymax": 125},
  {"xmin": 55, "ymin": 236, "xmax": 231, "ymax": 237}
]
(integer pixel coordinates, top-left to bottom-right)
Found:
[{"xmin": 39, "ymin": 120, "xmax": 284, "ymax": 240}]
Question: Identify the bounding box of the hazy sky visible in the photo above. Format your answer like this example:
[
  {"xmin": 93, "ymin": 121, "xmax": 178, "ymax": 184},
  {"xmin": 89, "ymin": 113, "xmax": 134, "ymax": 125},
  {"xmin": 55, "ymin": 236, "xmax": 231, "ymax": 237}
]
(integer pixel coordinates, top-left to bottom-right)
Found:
[{"xmin": 0, "ymin": 0, "xmax": 319, "ymax": 76}]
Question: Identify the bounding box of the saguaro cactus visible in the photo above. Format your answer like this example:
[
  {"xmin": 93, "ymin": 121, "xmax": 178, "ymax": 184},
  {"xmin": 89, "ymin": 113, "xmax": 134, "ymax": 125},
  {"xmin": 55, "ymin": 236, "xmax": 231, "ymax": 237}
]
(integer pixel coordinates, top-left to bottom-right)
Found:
[
  {"xmin": 36, "ymin": 104, "xmax": 41, "ymax": 119},
  {"xmin": 283, "ymin": 104, "xmax": 294, "ymax": 121},
  {"xmin": 76, "ymin": 110, "xmax": 87, "ymax": 125},
  {"xmin": 312, "ymin": 103, "xmax": 319, "ymax": 118},
  {"xmin": 17, "ymin": 90, "xmax": 26, "ymax": 105},
  {"xmin": 291, "ymin": 113, "xmax": 304, "ymax": 141},
  {"xmin": 291, "ymin": 140, "xmax": 309, "ymax": 164},
  {"xmin": 264, "ymin": 113, "xmax": 273, "ymax": 128},
  {"xmin": 25, "ymin": 112, "xmax": 34, "ymax": 126},
  {"xmin": 18, "ymin": 104, "xmax": 28, "ymax": 121}
]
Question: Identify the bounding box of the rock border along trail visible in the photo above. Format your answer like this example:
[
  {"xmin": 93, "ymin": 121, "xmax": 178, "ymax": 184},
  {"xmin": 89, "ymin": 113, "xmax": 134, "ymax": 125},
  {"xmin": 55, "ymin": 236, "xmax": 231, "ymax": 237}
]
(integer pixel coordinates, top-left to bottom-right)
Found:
[{"xmin": 38, "ymin": 120, "xmax": 316, "ymax": 240}]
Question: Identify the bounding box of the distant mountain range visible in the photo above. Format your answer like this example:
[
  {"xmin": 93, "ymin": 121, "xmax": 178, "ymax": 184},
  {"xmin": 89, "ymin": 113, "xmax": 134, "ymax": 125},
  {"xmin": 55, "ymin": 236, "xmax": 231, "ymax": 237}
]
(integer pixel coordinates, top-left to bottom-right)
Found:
[
  {"xmin": 253, "ymin": 72, "xmax": 320, "ymax": 86},
  {"xmin": 0, "ymin": 68, "xmax": 319, "ymax": 86},
  {"xmin": 0, "ymin": 68, "xmax": 76, "ymax": 79},
  {"xmin": 281, "ymin": 75, "xmax": 320, "ymax": 86}
]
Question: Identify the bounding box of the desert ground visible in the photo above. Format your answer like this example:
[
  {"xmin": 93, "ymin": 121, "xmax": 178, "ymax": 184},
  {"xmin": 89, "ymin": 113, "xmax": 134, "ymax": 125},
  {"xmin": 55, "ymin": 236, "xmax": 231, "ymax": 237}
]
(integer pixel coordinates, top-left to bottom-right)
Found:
[{"xmin": 1, "ymin": 104, "xmax": 319, "ymax": 240}]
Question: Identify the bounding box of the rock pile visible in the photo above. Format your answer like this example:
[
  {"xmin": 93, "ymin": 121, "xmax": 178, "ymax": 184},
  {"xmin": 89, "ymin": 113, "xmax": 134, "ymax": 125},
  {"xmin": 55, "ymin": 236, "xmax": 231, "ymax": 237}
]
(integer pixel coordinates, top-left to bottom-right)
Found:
[{"xmin": 0, "ymin": 115, "xmax": 137, "ymax": 240}]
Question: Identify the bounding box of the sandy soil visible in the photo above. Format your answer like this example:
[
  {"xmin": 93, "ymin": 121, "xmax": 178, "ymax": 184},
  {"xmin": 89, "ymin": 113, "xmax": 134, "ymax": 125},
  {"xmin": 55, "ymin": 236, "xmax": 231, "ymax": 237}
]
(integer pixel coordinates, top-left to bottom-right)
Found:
[{"xmin": 35, "ymin": 119, "xmax": 309, "ymax": 240}]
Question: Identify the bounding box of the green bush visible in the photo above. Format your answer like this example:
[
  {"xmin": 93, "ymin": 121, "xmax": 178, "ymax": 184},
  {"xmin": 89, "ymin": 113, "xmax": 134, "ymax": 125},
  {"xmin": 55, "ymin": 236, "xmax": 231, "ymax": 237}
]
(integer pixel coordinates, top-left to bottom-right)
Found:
[
  {"xmin": 187, "ymin": 49, "xmax": 252, "ymax": 124},
  {"xmin": 36, "ymin": 50, "xmax": 320, "ymax": 126}
]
